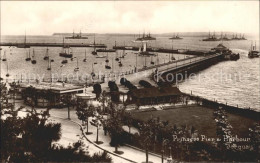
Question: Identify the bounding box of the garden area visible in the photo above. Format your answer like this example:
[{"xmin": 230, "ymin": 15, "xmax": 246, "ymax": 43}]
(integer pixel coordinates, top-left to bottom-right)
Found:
[{"xmin": 131, "ymin": 105, "xmax": 257, "ymax": 138}]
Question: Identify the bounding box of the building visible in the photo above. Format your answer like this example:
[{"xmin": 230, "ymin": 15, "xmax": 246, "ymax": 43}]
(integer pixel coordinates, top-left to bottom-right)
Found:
[
  {"xmin": 127, "ymin": 86, "xmax": 182, "ymax": 106},
  {"xmin": 20, "ymin": 82, "xmax": 84, "ymax": 107}
]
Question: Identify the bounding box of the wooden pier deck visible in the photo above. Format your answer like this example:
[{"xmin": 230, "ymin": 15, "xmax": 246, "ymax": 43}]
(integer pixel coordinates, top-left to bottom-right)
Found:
[
  {"xmin": 153, "ymin": 53, "xmax": 224, "ymax": 82},
  {"xmin": 158, "ymin": 53, "xmax": 223, "ymax": 74}
]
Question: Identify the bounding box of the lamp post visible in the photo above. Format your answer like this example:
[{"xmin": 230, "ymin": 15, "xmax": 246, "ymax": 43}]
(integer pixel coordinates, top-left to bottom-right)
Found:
[
  {"xmin": 162, "ymin": 139, "xmax": 169, "ymax": 163},
  {"xmin": 60, "ymin": 64, "xmax": 65, "ymax": 82},
  {"xmin": 135, "ymin": 52, "xmax": 138, "ymax": 71}
]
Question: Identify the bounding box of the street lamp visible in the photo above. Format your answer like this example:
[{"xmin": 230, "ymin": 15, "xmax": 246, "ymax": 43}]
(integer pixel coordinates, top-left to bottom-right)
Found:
[
  {"xmin": 60, "ymin": 64, "xmax": 65, "ymax": 83},
  {"xmin": 162, "ymin": 139, "xmax": 169, "ymax": 163}
]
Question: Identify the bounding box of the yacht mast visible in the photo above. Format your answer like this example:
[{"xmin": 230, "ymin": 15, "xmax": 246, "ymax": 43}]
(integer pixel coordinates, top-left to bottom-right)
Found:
[{"xmin": 24, "ymin": 30, "xmax": 27, "ymax": 45}]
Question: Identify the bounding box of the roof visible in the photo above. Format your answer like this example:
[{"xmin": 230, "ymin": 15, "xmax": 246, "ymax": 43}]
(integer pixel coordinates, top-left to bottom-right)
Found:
[
  {"xmin": 129, "ymin": 86, "xmax": 182, "ymax": 98},
  {"xmin": 212, "ymin": 43, "xmax": 228, "ymax": 50},
  {"xmin": 19, "ymin": 82, "xmax": 84, "ymax": 93}
]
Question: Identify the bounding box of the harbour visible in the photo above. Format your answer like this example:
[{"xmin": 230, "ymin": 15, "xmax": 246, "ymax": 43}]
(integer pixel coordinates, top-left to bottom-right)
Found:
[
  {"xmin": 1, "ymin": 34, "xmax": 258, "ymax": 110},
  {"xmin": 1, "ymin": 1, "xmax": 259, "ymax": 162}
]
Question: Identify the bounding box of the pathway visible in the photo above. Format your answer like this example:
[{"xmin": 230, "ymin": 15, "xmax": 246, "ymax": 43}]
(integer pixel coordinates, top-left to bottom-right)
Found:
[{"xmin": 47, "ymin": 108, "xmax": 165, "ymax": 163}]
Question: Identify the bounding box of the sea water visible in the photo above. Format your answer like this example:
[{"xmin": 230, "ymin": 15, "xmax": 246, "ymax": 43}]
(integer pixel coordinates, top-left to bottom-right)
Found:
[{"xmin": 0, "ymin": 34, "xmax": 259, "ymax": 110}]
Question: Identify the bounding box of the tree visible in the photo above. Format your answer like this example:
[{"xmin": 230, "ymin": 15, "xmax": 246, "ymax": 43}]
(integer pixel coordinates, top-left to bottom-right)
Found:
[
  {"xmin": 248, "ymin": 123, "xmax": 260, "ymax": 161},
  {"xmin": 76, "ymin": 99, "xmax": 95, "ymax": 135},
  {"xmin": 90, "ymin": 111, "xmax": 104, "ymax": 144},
  {"xmin": 1, "ymin": 82, "xmax": 112, "ymax": 162},
  {"xmin": 120, "ymin": 77, "xmax": 127, "ymax": 85},
  {"xmin": 214, "ymin": 107, "xmax": 234, "ymax": 152},
  {"xmin": 138, "ymin": 119, "xmax": 155, "ymax": 163},
  {"xmin": 93, "ymin": 83, "xmax": 102, "ymax": 99},
  {"xmin": 123, "ymin": 111, "xmax": 133, "ymax": 134},
  {"xmin": 106, "ymin": 109, "xmax": 124, "ymax": 154},
  {"xmin": 98, "ymin": 91, "xmax": 109, "ymax": 114},
  {"xmin": 1, "ymin": 82, "xmax": 61, "ymax": 161},
  {"xmin": 61, "ymin": 93, "xmax": 76, "ymax": 120}
]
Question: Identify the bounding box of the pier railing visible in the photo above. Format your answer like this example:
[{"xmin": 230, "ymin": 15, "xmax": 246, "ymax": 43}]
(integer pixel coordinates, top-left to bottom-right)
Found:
[{"xmin": 158, "ymin": 53, "xmax": 222, "ymax": 74}]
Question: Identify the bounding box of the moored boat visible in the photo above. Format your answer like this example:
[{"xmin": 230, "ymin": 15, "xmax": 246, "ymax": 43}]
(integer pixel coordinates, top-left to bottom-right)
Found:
[
  {"xmin": 248, "ymin": 41, "xmax": 259, "ymax": 58},
  {"xmin": 65, "ymin": 30, "xmax": 88, "ymax": 39},
  {"xmin": 43, "ymin": 47, "xmax": 49, "ymax": 60},
  {"xmin": 169, "ymin": 33, "xmax": 183, "ymax": 40},
  {"xmin": 31, "ymin": 49, "xmax": 37, "ymax": 64}
]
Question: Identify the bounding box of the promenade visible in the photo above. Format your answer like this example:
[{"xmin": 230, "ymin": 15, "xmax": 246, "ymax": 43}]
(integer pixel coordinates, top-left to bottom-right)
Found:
[
  {"xmin": 45, "ymin": 108, "xmax": 166, "ymax": 163},
  {"xmin": 14, "ymin": 97, "xmax": 166, "ymax": 162}
]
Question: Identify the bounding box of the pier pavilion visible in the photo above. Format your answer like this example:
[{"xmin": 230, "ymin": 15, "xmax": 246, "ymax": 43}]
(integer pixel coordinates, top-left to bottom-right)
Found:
[{"xmin": 20, "ymin": 82, "xmax": 84, "ymax": 107}]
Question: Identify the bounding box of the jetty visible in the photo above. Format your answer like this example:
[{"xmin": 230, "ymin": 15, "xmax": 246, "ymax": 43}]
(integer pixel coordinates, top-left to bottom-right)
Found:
[
  {"xmin": 0, "ymin": 42, "xmax": 107, "ymax": 48},
  {"xmin": 153, "ymin": 53, "xmax": 223, "ymax": 83}
]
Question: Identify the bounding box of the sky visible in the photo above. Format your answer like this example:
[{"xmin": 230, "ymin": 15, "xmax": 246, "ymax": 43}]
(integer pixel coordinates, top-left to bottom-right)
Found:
[{"xmin": 1, "ymin": 1, "xmax": 259, "ymax": 35}]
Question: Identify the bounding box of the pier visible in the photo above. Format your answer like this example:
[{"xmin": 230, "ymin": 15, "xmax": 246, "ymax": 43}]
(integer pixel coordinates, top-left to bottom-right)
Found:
[
  {"xmin": 0, "ymin": 42, "xmax": 107, "ymax": 48},
  {"xmin": 153, "ymin": 53, "xmax": 223, "ymax": 83}
]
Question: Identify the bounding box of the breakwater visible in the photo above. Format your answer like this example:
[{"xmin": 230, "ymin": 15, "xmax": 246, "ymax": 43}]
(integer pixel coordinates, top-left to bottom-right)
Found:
[
  {"xmin": 113, "ymin": 45, "xmax": 211, "ymax": 55},
  {"xmin": 0, "ymin": 42, "xmax": 107, "ymax": 48}
]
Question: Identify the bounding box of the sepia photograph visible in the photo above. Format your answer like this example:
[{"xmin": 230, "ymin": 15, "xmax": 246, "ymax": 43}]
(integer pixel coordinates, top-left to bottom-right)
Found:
[{"xmin": 0, "ymin": 1, "xmax": 259, "ymax": 162}]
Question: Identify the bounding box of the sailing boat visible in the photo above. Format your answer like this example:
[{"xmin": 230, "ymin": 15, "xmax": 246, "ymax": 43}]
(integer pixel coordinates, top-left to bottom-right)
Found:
[
  {"xmin": 44, "ymin": 47, "xmax": 49, "ymax": 60},
  {"xmin": 60, "ymin": 37, "xmax": 72, "ymax": 58},
  {"xmin": 248, "ymin": 41, "xmax": 260, "ymax": 58},
  {"xmin": 60, "ymin": 47, "xmax": 73, "ymax": 58},
  {"xmin": 2, "ymin": 51, "xmax": 7, "ymax": 61},
  {"xmin": 105, "ymin": 56, "xmax": 111, "ymax": 69},
  {"xmin": 31, "ymin": 49, "xmax": 37, "ymax": 64},
  {"xmin": 61, "ymin": 59, "xmax": 68, "ymax": 64},
  {"xmin": 74, "ymin": 58, "xmax": 79, "ymax": 72},
  {"xmin": 105, "ymin": 61, "xmax": 111, "ymax": 69},
  {"xmin": 118, "ymin": 57, "xmax": 123, "ymax": 67},
  {"xmin": 96, "ymin": 54, "xmax": 105, "ymax": 58},
  {"xmin": 150, "ymin": 56, "xmax": 154, "ymax": 65},
  {"xmin": 25, "ymin": 49, "xmax": 31, "ymax": 61},
  {"xmin": 92, "ymin": 34, "xmax": 97, "ymax": 55},
  {"xmin": 143, "ymin": 56, "xmax": 147, "ymax": 68},
  {"xmin": 105, "ymin": 53, "xmax": 109, "ymax": 63},
  {"xmin": 115, "ymin": 51, "xmax": 119, "ymax": 61},
  {"xmin": 120, "ymin": 50, "xmax": 125, "ymax": 58},
  {"xmin": 171, "ymin": 54, "xmax": 175, "ymax": 60},
  {"xmin": 47, "ymin": 59, "xmax": 51, "ymax": 70},
  {"xmin": 202, "ymin": 31, "xmax": 218, "ymax": 41},
  {"xmin": 17, "ymin": 31, "xmax": 30, "ymax": 48},
  {"xmin": 91, "ymin": 63, "xmax": 95, "ymax": 77},
  {"xmin": 6, "ymin": 62, "xmax": 10, "ymax": 77},
  {"xmin": 83, "ymin": 49, "xmax": 87, "ymax": 62}
]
